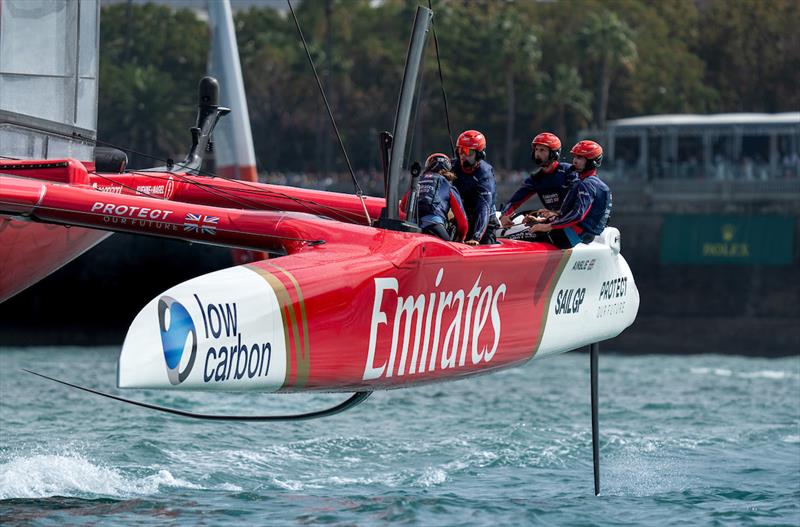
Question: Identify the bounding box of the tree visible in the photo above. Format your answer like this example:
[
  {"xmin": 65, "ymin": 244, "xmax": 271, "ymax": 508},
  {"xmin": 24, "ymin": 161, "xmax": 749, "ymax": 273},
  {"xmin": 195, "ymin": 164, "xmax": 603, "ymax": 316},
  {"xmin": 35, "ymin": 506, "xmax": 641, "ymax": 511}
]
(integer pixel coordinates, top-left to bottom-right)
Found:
[
  {"xmin": 609, "ymin": 0, "xmax": 716, "ymax": 117},
  {"xmin": 98, "ymin": 4, "xmax": 208, "ymax": 167},
  {"xmin": 490, "ymin": 5, "xmax": 541, "ymax": 169},
  {"xmin": 698, "ymin": 0, "xmax": 800, "ymax": 111},
  {"xmin": 95, "ymin": 0, "xmax": 797, "ymax": 175},
  {"xmin": 537, "ymin": 65, "xmax": 592, "ymax": 142},
  {"xmin": 579, "ymin": 10, "xmax": 637, "ymax": 128}
]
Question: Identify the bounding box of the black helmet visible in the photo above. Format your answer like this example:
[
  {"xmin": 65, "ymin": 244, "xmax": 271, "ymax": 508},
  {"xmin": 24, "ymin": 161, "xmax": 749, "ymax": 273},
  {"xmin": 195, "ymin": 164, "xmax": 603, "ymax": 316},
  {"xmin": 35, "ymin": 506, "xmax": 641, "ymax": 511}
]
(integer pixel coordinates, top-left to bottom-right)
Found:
[{"xmin": 425, "ymin": 152, "xmax": 452, "ymax": 174}]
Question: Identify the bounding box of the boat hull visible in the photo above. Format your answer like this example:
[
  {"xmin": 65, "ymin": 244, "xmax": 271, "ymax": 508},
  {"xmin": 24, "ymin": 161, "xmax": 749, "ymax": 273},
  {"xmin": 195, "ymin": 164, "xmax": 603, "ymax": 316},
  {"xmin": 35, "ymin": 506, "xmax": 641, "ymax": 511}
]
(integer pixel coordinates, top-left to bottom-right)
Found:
[
  {"xmin": 0, "ymin": 216, "xmax": 110, "ymax": 303},
  {"xmin": 118, "ymin": 229, "xmax": 639, "ymax": 392}
]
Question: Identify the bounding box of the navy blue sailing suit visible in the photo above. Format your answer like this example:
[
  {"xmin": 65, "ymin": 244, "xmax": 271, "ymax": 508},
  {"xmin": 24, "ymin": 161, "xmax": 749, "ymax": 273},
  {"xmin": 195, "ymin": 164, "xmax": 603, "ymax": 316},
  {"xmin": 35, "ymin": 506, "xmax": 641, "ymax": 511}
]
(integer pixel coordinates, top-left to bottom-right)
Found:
[
  {"xmin": 400, "ymin": 172, "xmax": 469, "ymax": 242},
  {"xmin": 451, "ymin": 159, "xmax": 498, "ymax": 244},
  {"xmin": 550, "ymin": 169, "xmax": 612, "ymax": 247},
  {"xmin": 501, "ymin": 162, "xmax": 577, "ymax": 215}
]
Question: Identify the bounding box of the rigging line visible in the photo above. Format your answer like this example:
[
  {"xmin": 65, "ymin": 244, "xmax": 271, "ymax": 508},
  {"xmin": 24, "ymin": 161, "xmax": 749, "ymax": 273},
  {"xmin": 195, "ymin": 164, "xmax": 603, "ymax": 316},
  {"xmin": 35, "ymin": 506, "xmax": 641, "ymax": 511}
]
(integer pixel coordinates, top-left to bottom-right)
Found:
[
  {"xmin": 139, "ymin": 169, "xmax": 274, "ymax": 211},
  {"xmin": 90, "ymin": 171, "xmax": 166, "ymax": 199},
  {"xmin": 139, "ymin": 167, "xmax": 369, "ymax": 224},
  {"xmin": 94, "ymin": 170, "xmax": 289, "ymax": 217},
  {"xmin": 72, "ymin": 129, "xmax": 252, "ymax": 184},
  {"xmin": 286, "ymin": 0, "xmax": 364, "ymax": 197},
  {"xmin": 100, "ymin": 166, "xmax": 274, "ymax": 212},
  {"xmin": 123, "ymin": 169, "xmax": 282, "ymax": 210},
  {"xmin": 93, "ymin": 167, "xmax": 365, "ymax": 227},
  {"xmin": 427, "ymin": 0, "xmax": 455, "ymax": 157},
  {"xmin": 71, "ymin": 131, "xmax": 243, "ymax": 184},
  {"xmin": 167, "ymin": 172, "xmax": 364, "ymax": 224},
  {"xmin": 29, "ymin": 128, "xmax": 364, "ymax": 224},
  {"xmin": 176, "ymin": 175, "xmax": 364, "ymax": 221},
  {"xmin": 80, "ymin": 130, "xmax": 365, "ymax": 222},
  {"xmin": 209, "ymin": 178, "xmax": 370, "ymax": 222},
  {"xmin": 105, "ymin": 169, "xmax": 368, "ymax": 225},
  {"xmin": 0, "ymin": 198, "xmax": 325, "ymax": 245},
  {"xmin": 64, "ymin": 129, "xmax": 344, "ymax": 218},
  {"xmin": 127, "ymin": 166, "xmax": 356, "ymax": 224},
  {"xmin": 78, "ymin": 132, "xmax": 181, "ymax": 171}
]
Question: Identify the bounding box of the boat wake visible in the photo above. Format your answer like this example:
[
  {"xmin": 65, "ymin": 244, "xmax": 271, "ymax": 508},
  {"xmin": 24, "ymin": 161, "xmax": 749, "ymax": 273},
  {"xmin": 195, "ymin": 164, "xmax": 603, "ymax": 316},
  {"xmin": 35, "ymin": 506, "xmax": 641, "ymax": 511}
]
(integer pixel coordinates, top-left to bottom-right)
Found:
[{"xmin": 0, "ymin": 453, "xmax": 238, "ymax": 500}]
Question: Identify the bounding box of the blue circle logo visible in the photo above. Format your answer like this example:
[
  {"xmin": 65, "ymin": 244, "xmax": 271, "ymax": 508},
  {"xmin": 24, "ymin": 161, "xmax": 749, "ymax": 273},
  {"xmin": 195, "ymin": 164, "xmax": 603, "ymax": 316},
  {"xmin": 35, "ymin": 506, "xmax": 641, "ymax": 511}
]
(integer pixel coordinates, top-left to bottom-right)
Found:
[{"xmin": 158, "ymin": 296, "xmax": 197, "ymax": 385}]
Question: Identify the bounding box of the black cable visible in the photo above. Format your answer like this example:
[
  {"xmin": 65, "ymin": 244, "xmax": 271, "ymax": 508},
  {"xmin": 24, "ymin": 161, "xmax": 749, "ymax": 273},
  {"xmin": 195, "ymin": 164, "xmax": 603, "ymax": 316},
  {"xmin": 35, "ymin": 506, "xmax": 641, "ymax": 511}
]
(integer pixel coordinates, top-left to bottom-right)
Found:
[
  {"xmin": 95, "ymin": 164, "xmax": 275, "ymax": 212},
  {"xmin": 7, "ymin": 121, "xmax": 370, "ymax": 225},
  {"xmin": 90, "ymin": 171, "xmax": 165, "ymax": 199},
  {"xmin": 2, "ymin": 164, "xmax": 344, "ymax": 244},
  {"xmin": 286, "ymin": 0, "xmax": 363, "ymax": 197},
  {"xmin": 134, "ymin": 166, "xmax": 366, "ymax": 225},
  {"xmin": 428, "ymin": 0, "xmax": 455, "ymax": 157},
  {"xmin": 24, "ymin": 369, "xmax": 372, "ymax": 422},
  {"xmin": 125, "ymin": 170, "xmax": 367, "ymax": 224},
  {"xmin": 121, "ymin": 168, "xmax": 365, "ymax": 225},
  {"xmin": 64, "ymin": 131, "xmax": 369, "ymax": 224}
]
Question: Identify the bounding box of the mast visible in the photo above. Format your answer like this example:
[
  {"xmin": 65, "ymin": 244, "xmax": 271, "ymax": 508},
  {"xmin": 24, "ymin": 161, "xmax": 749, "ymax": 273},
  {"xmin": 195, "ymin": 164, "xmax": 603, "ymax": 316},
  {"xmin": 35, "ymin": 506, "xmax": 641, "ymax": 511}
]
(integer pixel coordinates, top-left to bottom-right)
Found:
[{"xmin": 378, "ymin": 6, "xmax": 433, "ymax": 231}]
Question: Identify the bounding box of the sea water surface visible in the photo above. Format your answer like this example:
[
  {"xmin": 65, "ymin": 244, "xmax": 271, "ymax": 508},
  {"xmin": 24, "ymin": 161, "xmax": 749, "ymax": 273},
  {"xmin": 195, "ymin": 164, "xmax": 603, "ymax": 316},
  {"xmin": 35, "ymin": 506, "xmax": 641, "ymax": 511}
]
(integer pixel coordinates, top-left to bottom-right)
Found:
[{"xmin": 1, "ymin": 347, "xmax": 798, "ymax": 526}]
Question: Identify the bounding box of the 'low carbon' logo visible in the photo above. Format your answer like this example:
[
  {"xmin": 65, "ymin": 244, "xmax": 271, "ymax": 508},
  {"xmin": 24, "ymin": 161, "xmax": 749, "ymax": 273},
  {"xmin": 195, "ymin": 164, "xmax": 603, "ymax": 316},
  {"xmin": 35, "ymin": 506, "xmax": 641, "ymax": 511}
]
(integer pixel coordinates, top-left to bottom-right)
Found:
[{"xmin": 158, "ymin": 296, "xmax": 197, "ymax": 385}]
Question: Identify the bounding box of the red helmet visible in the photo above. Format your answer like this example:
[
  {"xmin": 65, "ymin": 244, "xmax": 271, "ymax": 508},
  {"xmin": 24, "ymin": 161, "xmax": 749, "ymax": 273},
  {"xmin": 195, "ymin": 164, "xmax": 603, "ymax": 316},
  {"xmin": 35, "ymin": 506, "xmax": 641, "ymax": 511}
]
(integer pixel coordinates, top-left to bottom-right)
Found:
[
  {"xmin": 425, "ymin": 152, "xmax": 452, "ymax": 173},
  {"xmin": 531, "ymin": 132, "xmax": 562, "ymax": 162},
  {"xmin": 456, "ymin": 130, "xmax": 486, "ymax": 158},
  {"xmin": 570, "ymin": 140, "xmax": 604, "ymax": 168},
  {"xmin": 532, "ymin": 132, "xmax": 561, "ymax": 152}
]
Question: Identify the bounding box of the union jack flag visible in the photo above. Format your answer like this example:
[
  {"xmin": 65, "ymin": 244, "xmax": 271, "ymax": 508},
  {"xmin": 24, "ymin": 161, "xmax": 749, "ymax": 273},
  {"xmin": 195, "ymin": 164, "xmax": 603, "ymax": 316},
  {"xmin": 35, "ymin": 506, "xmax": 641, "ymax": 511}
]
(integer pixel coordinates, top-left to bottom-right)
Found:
[{"xmin": 183, "ymin": 213, "xmax": 219, "ymax": 235}]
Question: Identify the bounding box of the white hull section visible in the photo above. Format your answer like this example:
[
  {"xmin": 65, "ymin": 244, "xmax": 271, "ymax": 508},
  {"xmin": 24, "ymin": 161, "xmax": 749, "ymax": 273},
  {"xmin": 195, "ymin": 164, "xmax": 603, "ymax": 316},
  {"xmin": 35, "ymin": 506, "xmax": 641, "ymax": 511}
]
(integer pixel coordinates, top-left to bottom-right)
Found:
[
  {"xmin": 536, "ymin": 229, "xmax": 639, "ymax": 358},
  {"xmin": 117, "ymin": 266, "xmax": 287, "ymax": 390}
]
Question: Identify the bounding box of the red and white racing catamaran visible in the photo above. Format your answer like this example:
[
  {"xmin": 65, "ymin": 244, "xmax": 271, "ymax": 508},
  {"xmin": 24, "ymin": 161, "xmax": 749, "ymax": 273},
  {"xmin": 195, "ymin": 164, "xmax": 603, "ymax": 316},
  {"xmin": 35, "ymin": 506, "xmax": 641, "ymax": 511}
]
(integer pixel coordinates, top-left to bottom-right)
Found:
[{"xmin": 1, "ymin": 3, "xmax": 637, "ymax": 493}]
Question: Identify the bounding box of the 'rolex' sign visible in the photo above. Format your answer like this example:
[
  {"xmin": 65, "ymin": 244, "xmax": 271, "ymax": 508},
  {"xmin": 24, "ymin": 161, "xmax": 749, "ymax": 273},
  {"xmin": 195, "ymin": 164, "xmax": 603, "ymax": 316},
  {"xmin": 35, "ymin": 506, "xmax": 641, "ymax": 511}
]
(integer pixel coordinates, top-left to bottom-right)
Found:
[{"xmin": 660, "ymin": 215, "xmax": 795, "ymax": 265}]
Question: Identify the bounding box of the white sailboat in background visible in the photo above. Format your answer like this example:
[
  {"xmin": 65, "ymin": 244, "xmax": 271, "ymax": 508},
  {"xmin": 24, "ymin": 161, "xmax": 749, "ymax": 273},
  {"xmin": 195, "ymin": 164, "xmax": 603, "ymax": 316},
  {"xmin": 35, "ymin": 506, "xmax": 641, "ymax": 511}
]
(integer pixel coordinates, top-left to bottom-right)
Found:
[
  {"xmin": 207, "ymin": 0, "xmax": 257, "ymax": 184},
  {"xmin": 206, "ymin": 0, "xmax": 267, "ymax": 264}
]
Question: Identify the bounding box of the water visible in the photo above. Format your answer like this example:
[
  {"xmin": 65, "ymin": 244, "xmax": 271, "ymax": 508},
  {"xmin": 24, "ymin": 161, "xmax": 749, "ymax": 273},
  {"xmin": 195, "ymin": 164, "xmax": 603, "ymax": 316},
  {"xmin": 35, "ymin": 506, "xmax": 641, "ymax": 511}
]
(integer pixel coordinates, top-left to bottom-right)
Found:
[{"xmin": 1, "ymin": 347, "xmax": 798, "ymax": 526}]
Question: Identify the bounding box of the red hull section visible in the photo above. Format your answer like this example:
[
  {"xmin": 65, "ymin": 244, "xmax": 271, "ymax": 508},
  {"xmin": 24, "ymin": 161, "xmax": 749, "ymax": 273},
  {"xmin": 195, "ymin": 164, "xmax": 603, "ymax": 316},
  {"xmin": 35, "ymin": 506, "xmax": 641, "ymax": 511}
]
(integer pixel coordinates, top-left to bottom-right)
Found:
[
  {"xmin": 0, "ymin": 218, "xmax": 109, "ymax": 303},
  {"xmin": 246, "ymin": 241, "xmax": 567, "ymax": 391}
]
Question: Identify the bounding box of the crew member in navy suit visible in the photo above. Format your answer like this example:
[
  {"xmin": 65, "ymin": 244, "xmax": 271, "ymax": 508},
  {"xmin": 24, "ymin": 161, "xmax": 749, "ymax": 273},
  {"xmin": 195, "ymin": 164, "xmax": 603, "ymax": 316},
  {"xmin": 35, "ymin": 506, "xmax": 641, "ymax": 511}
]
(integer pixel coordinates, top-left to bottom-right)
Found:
[
  {"xmin": 400, "ymin": 153, "xmax": 469, "ymax": 242},
  {"xmin": 529, "ymin": 140, "xmax": 612, "ymax": 248},
  {"xmin": 451, "ymin": 130, "xmax": 498, "ymax": 245},
  {"xmin": 499, "ymin": 132, "xmax": 576, "ymax": 228}
]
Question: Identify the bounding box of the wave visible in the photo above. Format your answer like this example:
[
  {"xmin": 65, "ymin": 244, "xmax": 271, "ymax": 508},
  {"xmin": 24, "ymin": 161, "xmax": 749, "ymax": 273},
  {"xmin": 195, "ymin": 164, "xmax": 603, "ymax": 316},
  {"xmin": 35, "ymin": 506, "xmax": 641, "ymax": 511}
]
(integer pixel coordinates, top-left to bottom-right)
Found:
[
  {"xmin": 690, "ymin": 367, "xmax": 798, "ymax": 380},
  {"xmin": 0, "ymin": 453, "xmax": 240, "ymax": 500}
]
